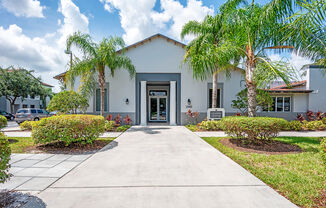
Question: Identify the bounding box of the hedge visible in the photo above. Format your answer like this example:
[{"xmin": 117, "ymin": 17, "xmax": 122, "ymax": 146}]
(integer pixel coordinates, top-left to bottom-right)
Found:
[
  {"xmin": 0, "ymin": 132, "xmax": 11, "ymax": 183},
  {"xmin": 321, "ymin": 138, "xmax": 326, "ymax": 167},
  {"xmin": 220, "ymin": 116, "xmax": 288, "ymax": 140},
  {"xmin": 20, "ymin": 120, "xmax": 39, "ymax": 131},
  {"xmin": 0, "ymin": 115, "xmax": 7, "ymax": 129},
  {"xmin": 105, "ymin": 121, "xmax": 116, "ymax": 131},
  {"xmin": 198, "ymin": 120, "xmax": 222, "ymax": 131},
  {"xmin": 32, "ymin": 114, "xmax": 105, "ymax": 146},
  {"xmin": 302, "ymin": 120, "xmax": 326, "ymax": 131}
]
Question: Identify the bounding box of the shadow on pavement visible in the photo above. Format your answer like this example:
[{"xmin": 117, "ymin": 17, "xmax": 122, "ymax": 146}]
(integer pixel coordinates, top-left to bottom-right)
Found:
[
  {"xmin": 129, "ymin": 127, "xmax": 171, "ymax": 135},
  {"xmin": 100, "ymin": 141, "xmax": 118, "ymax": 152},
  {"xmin": 0, "ymin": 190, "xmax": 46, "ymax": 208}
]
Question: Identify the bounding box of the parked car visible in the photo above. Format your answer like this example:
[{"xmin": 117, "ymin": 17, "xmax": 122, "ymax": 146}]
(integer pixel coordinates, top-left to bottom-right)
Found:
[
  {"xmin": 15, "ymin": 108, "xmax": 50, "ymax": 124},
  {"xmin": 0, "ymin": 111, "xmax": 14, "ymax": 120}
]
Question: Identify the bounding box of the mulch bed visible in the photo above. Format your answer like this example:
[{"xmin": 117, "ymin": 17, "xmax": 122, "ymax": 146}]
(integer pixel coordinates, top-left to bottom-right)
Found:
[
  {"xmin": 220, "ymin": 138, "xmax": 302, "ymax": 155},
  {"xmin": 313, "ymin": 190, "xmax": 326, "ymax": 208},
  {"xmin": 25, "ymin": 140, "xmax": 110, "ymax": 154}
]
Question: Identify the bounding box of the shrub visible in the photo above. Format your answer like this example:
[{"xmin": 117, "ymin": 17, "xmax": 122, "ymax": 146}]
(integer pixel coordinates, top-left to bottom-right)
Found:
[
  {"xmin": 114, "ymin": 114, "xmax": 121, "ymax": 126},
  {"xmin": 302, "ymin": 120, "xmax": 326, "ymax": 131},
  {"xmin": 19, "ymin": 120, "xmax": 39, "ymax": 131},
  {"xmin": 0, "ymin": 115, "xmax": 7, "ymax": 129},
  {"xmin": 123, "ymin": 115, "xmax": 132, "ymax": 125},
  {"xmin": 322, "ymin": 117, "xmax": 326, "ymax": 125},
  {"xmin": 198, "ymin": 120, "xmax": 222, "ymax": 131},
  {"xmin": 284, "ymin": 120, "xmax": 302, "ymax": 131},
  {"xmin": 220, "ymin": 116, "xmax": 288, "ymax": 140},
  {"xmin": 321, "ymin": 138, "xmax": 326, "ymax": 167},
  {"xmin": 116, "ymin": 125, "xmax": 131, "ymax": 132},
  {"xmin": 0, "ymin": 133, "xmax": 11, "ymax": 183},
  {"xmin": 32, "ymin": 114, "xmax": 105, "ymax": 146},
  {"xmin": 105, "ymin": 121, "xmax": 116, "ymax": 131},
  {"xmin": 47, "ymin": 91, "xmax": 89, "ymax": 114},
  {"xmin": 186, "ymin": 109, "xmax": 199, "ymax": 124}
]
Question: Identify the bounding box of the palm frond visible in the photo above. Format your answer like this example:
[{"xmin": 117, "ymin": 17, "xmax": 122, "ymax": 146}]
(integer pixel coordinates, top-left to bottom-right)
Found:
[{"xmin": 66, "ymin": 31, "xmax": 97, "ymax": 57}]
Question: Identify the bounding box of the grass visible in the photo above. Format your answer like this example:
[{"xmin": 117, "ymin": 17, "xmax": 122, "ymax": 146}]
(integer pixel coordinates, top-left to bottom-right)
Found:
[
  {"xmin": 8, "ymin": 137, "xmax": 115, "ymax": 153},
  {"xmin": 202, "ymin": 137, "xmax": 326, "ymax": 208}
]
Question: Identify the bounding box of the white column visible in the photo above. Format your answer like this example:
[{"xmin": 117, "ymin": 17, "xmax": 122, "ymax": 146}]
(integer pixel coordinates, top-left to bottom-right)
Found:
[
  {"xmin": 170, "ymin": 81, "xmax": 176, "ymax": 125},
  {"xmin": 140, "ymin": 81, "xmax": 147, "ymax": 126}
]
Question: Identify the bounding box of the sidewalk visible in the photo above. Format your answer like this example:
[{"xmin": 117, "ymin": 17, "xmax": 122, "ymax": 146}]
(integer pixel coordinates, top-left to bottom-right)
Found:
[{"xmin": 37, "ymin": 126, "xmax": 297, "ymax": 208}]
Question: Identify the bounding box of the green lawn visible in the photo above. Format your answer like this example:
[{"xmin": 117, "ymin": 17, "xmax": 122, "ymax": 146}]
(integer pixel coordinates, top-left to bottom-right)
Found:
[
  {"xmin": 8, "ymin": 137, "xmax": 115, "ymax": 153},
  {"xmin": 202, "ymin": 137, "xmax": 326, "ymax": 208}
]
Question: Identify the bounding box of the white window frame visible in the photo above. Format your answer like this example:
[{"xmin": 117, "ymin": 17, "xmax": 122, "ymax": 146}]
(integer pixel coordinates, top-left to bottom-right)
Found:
[{"xmin": 264, "ymin": 96, "xmax": 291, "ymax": 112}]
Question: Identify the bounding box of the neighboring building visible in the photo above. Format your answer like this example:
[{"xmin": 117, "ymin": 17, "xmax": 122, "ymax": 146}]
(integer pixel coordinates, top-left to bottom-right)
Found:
[
  {"xmin": 54, "ymin": 34, "xmax": 325, "ymax": 125},
  {"xmin": 0, "ymin": 82, "xmax": 54, "ymax": 114}
]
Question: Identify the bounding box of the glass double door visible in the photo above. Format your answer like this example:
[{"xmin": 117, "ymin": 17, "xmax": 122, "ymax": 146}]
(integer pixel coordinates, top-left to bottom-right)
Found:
[{"xmin": 149, "ymin": 97, "xmax": 167, "ymax": 122}]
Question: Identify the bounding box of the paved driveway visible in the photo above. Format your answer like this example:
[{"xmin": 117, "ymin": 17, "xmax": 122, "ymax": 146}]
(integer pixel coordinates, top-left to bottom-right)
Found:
[{"xmin": 38, "ymin": 126, "xmax": 297, "ymax": 208}]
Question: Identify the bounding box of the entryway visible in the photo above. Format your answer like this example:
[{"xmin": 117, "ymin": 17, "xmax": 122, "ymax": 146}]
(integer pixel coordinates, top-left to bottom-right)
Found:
[{"xmin": 148, "ymin": 85, "xmax": 169, "ymax": 123}]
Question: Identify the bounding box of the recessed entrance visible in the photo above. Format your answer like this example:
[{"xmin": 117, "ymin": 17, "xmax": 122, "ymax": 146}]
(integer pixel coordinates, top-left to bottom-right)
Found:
[{"xmin": 147, "ymin": 85, "xmax": 169, "ymax": 123}]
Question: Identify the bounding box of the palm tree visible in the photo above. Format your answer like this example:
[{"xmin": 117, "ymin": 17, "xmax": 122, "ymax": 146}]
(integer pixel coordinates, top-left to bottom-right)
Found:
[
  {"xmin": 181, "ymin": 1, "xmax": 241, "ymax": 108},
  {"xmin": 65, "ymin": 32, "xmax": 135, "ymax": 116},
  {"xmin": 222, "ymin": 0, "xmax": 297, "ymax": 117},
  {"xmin": 283, "ymin": 0, "xmax": 326, "ymax": 67}
]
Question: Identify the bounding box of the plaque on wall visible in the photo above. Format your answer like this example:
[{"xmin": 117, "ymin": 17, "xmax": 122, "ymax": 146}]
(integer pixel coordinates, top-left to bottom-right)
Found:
[{"xmin": 207, "ymin": 108, "xmax": 225, "ymax": 120}]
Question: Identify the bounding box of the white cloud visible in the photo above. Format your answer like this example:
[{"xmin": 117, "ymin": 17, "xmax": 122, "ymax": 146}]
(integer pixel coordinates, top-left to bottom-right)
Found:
[
  {"xmin": 57, "ymin": 0, "xmax": 89, "ymax": 46},
  {"xmin": 99, "ymin": 0, "xmax": 213, "ymax": 44},
  {"xmin": 0, "ymin": 0, "xmax": 89, "ymax": 92},
  {"xmin": 1, "ymin": 0, "xmax": 45, "ymax": 18},
  {"xmin": 269, "ymin": 52, "xmax": 313, "ymax": 80}
]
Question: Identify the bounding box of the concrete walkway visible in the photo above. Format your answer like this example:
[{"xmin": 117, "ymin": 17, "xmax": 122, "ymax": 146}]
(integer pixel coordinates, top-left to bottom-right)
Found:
[{"xmin": 38, "ymin": 126, "xmax": 297, "ymax": 208}]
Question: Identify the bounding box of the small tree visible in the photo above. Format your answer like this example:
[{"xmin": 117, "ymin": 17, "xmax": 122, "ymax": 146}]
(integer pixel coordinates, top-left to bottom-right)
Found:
[
  {"xmin": 232, "ymin": 88, "xmax": 273, "ymax": 114},
  {"xmin": 0, "ymin": 115, "xmax": 10, "ymax": 183},
  {"xmin": 47, "ymin": 91, "xmax": 89, "ymax": 114},
  {"xmin": 0, "ymin": 67, "xmax": 44, "ymax": 113}
]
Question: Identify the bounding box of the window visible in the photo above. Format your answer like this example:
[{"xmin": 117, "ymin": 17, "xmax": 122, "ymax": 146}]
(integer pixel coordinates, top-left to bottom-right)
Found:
[
  {"xmin": 95, "ymin": 88, "xmax": 108, "ymax": 111},
  {"xmin": 30, "ymin": 95, "xmax": 35, "ymax": 99},
  {"xmin": 30, "ymin": 105, "xmax": 35, "ymax": 108},
  {"xmin": 37, "ymin": 110, "xmax": 43, "ymax": 114},
  {"xmin": 263, "ymin": 96, "xmax": 291, "ymax": 112},
  {"xmin": 31, "ymin": 109, "xmax": 37, "ymax": 113},
  {"xmin": 17, "ymin": 109, "xmax": 28, "ymax": 113},
  {"xmin": 22, "ymin": 104, "xmax": 28, "ymax": 108},
  {"xmin": 208, "ymin": 88, "xmax": 221, "ymax": 108}
]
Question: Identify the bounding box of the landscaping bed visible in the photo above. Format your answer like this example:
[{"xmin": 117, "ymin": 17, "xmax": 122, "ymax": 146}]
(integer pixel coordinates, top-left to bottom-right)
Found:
[
  {"xmin": 203, "ymin": 137, "xmax": 326, "ymax": 208},
  {"xmin": 8, "ymin": 137, "xmax": 115, "ymax": 154},
  {"xmin": 220, "ymin": 138, "xmax": 301, "ymax": 154}
]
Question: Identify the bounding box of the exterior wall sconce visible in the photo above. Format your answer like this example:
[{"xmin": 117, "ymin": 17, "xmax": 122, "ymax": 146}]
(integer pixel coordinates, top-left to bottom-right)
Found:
[
  {"xmin": 187, "ymin": 98, "xmax": 191, "ymax": 105},
  {"xmin": 125, "ymin": 98, "xmax": 129, "ymax": 105}
]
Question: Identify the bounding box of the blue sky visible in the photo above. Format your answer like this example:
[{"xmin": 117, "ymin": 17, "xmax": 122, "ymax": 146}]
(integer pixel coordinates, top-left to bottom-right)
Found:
[{"xmin": 0, "ymin": 0, "xmax": 311, "ymax": 92}]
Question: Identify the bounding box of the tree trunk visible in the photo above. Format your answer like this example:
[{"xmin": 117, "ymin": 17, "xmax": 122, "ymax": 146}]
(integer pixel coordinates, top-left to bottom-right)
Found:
[
  {"xmin": 8, "ymin": 97, "xmax": 17, "ymax": 114},
  {"xmin": 246, "ymin": 60, "xmax": 257, "ymax": 117},
  {"xmin": 10, "ymin": 102, "xmax": 14, "ymax": 114},
  {"xmin": 98, "ymin": 66, "xmax": 106, "ymax": 116},
  {"xmin": 212, "ymin": 71, "xmax": 218, "ymax": 108}
]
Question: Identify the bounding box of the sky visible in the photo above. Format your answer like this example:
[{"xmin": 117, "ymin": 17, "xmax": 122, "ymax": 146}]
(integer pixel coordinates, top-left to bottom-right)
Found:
[{"xmin": 0, "ymin": 0, "xmax": 312, "ymax": 92}]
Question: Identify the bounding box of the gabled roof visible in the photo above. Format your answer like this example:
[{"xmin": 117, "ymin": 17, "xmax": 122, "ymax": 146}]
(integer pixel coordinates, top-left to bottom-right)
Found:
[
  {"xmin": 117, "ymin": 33, "xmax": 186, "ymax": 54},
  {"xmin": 54, "ymin": 34, "xmax": 187, "ymax": 80}
]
